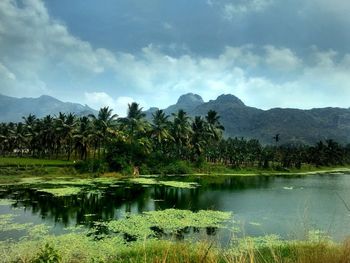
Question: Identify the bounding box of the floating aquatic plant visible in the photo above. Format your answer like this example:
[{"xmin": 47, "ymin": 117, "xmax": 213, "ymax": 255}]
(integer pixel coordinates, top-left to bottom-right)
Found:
[
  {"xmin": 0, "ymin": 214, "xmax": 33, "ymax": 232},
  {"xmin": 106, "ymin": 209, "xmax": 232, "ymax": 240},
  {"xmin": 0, "ymin": 199, "xmax": 14, "ymax": 206},
  {"xmin": 128, "ymin": 178, "xmax": 198, "ymax": 189},
  {"xmin": 38, "ymin": 187, "xmax": 82, "ymax": 197}
]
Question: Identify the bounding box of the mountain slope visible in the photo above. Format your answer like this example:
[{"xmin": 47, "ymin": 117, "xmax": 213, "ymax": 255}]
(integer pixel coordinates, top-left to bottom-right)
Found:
[
  {"xmin": 146, "ymin": 93, "xmax": 350, "ymax": 145},
  {"xmin": 0, "ymin": 94, "xmax": 97, "ymax": 122}
]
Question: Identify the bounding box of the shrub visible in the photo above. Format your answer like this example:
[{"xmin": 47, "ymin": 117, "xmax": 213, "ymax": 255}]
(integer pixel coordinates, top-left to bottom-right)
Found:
[
  {"xmin": 31, "ymin": 243, "xmax": 61, "ymax": 263},
  {"xmin": 160, "ymin": 161, "xmax": 192, "ymax": 175}
]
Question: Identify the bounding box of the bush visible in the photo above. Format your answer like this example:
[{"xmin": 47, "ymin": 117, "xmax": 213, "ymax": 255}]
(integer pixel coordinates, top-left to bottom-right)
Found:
[
  {"xmin": 105, "ymin": 139, "xmax": 148, "ymax": 173},
  {"xmin": 161, "ymin": 161, "xmax": 192, "ymax": 174},
  {"xmin": 31, "ymin": 243, "xmax": 61, "ymax": 263}
]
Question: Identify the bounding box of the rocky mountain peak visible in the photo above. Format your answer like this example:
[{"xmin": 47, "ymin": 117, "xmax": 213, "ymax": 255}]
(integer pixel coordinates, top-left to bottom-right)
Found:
[
  {"xmin": 215, "ymin": 94, "xmax": 245, "ymax": 107},
  {"xmin": 176, "ymin": 93, "xmax": 204, "ymax": 107}
]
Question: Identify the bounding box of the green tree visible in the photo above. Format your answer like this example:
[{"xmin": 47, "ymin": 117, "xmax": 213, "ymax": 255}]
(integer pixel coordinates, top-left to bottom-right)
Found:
[{"xmin": 150, "ymin": 110, "xmax": 173, "ymax": 153}]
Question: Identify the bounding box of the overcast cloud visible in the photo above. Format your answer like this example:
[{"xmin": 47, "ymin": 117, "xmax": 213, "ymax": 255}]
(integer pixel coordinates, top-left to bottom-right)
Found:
[{"xmin": 0, "ymin": 0, "xmax": 349, "ymax": 115}]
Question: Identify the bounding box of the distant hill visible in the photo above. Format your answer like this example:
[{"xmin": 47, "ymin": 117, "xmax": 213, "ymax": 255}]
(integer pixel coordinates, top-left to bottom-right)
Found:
[
  {"xmin": 0, "ymin": 94, "xmax": 97, "ymax": 122},
  {"xmin": 145, "ymin": 93, "xmax": 350, "ymax": 145}
]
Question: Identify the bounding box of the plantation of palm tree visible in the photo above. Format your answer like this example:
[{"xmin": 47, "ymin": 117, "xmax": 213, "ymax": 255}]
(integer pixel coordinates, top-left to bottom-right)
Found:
[
  {"xmin": 1, "ymin": 102, "xmax": 350, "ymax": 176},
  {"xmin": 2, "ymin": 103, "xmax": 350, "ymax": 263}
]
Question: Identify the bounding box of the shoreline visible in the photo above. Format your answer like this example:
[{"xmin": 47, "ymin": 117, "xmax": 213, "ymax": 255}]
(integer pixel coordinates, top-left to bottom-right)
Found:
[{"xmin": 185, "ymin": 167, "xmax": 350, "ymax": 177}]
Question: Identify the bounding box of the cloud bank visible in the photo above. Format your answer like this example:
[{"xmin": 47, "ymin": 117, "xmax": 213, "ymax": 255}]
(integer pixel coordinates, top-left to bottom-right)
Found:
[{"xmin": 0, "ymin": 0, "xmax": 349, "ymax": 115}]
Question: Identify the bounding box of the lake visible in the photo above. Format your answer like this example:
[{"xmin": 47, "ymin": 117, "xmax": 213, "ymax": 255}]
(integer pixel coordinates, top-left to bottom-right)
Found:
[{"xmin": 1, "ymin": 173, "xmax": 350, "ymax": 242}]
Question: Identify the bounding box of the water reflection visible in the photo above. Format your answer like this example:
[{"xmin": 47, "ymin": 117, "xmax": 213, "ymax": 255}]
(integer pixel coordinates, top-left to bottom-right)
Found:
[{"xmin": 0, "ymin": 174, "xmax": 350, "ymax": 241}]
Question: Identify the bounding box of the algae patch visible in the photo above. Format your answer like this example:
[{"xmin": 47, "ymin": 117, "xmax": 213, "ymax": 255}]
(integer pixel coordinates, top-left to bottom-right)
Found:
[
  {"xmin": 38, "ymin": 187, "xmax": 82, "ymax": 197},
  {"xmin": 0, "ymin": 214, "xmax": 33, "ymax": 232},
  {"xmin": 0, "ymin": 199, "xmax": 14, "ymax": 206},
  {"xmin": 129, "ymin": 178, "xmax": 198, "ymax": 189},
  {"xmin": 105, "ymin": 209, "xmax": 232, "ymax": 239}
]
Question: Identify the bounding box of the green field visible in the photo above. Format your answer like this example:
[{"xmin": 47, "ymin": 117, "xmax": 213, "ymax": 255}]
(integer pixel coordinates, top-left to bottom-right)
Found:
[{"xmin": 0, "ymin": 157, "xmax": 74, "ymax": 167}]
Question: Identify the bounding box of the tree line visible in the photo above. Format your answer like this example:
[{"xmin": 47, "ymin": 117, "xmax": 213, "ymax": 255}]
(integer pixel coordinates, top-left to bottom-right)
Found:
[{"xmin": 1, "ymin": 103, "xmax": 350, "ymax": 173}]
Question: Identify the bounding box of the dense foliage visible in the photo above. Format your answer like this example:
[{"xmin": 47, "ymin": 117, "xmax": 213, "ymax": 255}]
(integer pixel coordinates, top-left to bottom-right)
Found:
[{"xmin": 1, "ymin": 103, "xmax": 350, "ymax": 173}]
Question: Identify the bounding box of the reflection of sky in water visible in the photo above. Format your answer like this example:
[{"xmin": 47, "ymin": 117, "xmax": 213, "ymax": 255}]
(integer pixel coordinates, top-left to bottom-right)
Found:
[{"xmin": 1, "ymin": 174, "xmax": 350, "ymax": 242}]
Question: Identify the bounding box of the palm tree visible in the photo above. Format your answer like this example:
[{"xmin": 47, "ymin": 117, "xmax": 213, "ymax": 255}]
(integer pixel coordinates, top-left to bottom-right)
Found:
[
  {"xmin": 55, "ymin": 113, "xmax": 77, "ymax": 160},
  {"xmin": 13, "ymin": 122, "xmax": 27, "ymax": 156},
  {"xmin": 89, "ymin": 106, "xmax": 118, "ymax": 157},
  {"xmin": 0, "ymin": 123, "xmax": 15, "ymax": 156},
  {"xmin": 191, "ymin": 116, "xmax": 208, "ymax": 160},
  {"xmin": 119, "ymin": 103, "xmax": 148, "ymax": 142},
  {"xmin": 150, "ymin": 110, "xmax": 173, "ymax": 152},
  {"xmin": 40, "ymin": 115, "xmax": 55, "ymax": 158},
  {"xmin": 205, "ymin": 110, "xmax": 225, "ymax": 141},
  {"xmin": 23, "ymin": 114, "xmax": 38, "ymax": 156},
  {"xmin": 171, "ymin": 109, "xmax": 192, "ymax": 159},
  {"xmin": 74, "ymin": 116, "xmax": 92, "ymax": 160}
]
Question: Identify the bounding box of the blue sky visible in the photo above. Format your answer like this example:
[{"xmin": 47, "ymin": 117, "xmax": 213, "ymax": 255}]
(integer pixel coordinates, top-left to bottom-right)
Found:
[{"xmin": 0, "ymin": 0, "xmax": 350, "ymax": 115}]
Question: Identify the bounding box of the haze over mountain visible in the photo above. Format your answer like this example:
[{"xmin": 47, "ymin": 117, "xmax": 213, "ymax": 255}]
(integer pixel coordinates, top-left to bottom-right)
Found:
[
  {"xmin": 0, "ymin": 94, "xmax": 97, "ymax": 123},
  {"xmin": 146, "ymin": 93, "xmax": 350, "ymax": 145}
]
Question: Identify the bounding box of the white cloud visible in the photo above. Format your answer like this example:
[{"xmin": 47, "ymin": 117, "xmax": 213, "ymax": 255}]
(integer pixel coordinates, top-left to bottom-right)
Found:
[
  {"xmin": 223, "ymin": 0, "xmax": 275, "ymax": 19},
  {"xmin": 1, "ymin": 0, "xmax": 350, "ymax": 114},
  {"xmin": 84, "ymin": 92, "xmax": 135, "ymax": 117},
  {"xmin": 264, "ymin": 46, "xmax": 302, "ymax": 71},
  {"xmin": 0, "ymin": 0, "xmax": 118, "ymax": 97},
  {"xmin": 110, "ymin": 44, "xmax": 350, "ymax": 110}
]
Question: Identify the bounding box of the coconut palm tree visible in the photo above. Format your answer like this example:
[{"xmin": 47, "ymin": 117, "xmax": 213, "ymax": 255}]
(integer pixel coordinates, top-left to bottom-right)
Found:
[
  {"xmin": 55, "ymin": 113, "xmax": 77, "ymax": 160},
  {"xmin": 205, "ymin": 110, "xmax": 225, "ymax": 141},
  {"xmin": 89, "ymin": 106, "xmax": 118, "ymax": 157},
  {"xmin": 151, "ymin": 110, "xmax": 173, "ymax": 152},
  {"xmin": 119, "ymin": 102, "xmax": 148, "ymax": 142},
  {"xmin": 74, "ymin": 116, "xmax": 92, "ymax": 160},
  {"xmin": 171, "ymin": 109, "xmax": 192, "ymax": 159},
  {"xmin": 40, "ymin": 115, "xmax": 55, "ymax": 158},
  {"xmin": 22, "ymin": 114, "xmax": 38, "ymax": 156},
  {"xmin": 191, "ymin": 116, "xmax": 211, "ymax": 160}
]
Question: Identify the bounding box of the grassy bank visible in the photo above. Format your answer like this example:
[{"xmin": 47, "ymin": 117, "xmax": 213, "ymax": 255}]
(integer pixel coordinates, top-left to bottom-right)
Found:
[
  {"xmin": 1, "ymin": 234, "xmax": 349, "ymax": 263},
  {"xmin": 1, "ymin": 157, "xmax": 350, "ymax": 180}
]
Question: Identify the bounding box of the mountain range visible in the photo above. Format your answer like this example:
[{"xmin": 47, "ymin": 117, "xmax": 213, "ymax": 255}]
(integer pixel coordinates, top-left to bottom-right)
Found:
[
  {"xmin": 1, "ymin": 93, "xmax": 350, "ymax": 145},
  {"xmin": 0, "ymin": 94, "xmax": 97, "ymax": 122},
  {"xmin": 145, "ymin": 93, "xmax": 350, "ymax": 145}
]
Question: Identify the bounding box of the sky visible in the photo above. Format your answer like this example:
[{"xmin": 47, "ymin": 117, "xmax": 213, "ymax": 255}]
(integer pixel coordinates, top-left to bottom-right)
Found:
[{"xmin": 0, "ymin": 0, "xmax": 350, "ymax": 116}]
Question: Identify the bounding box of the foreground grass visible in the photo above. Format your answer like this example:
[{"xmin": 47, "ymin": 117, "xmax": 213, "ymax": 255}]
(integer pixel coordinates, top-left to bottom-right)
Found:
[{"xmin": 1, "ymin": 234, "xmax": 350, "ymax": 263}]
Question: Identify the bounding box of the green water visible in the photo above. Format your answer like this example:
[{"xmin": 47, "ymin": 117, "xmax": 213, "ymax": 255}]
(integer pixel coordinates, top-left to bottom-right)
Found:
[{"xmin": 0, "ymin": 173, "xmax": 350, "ymax": 242}]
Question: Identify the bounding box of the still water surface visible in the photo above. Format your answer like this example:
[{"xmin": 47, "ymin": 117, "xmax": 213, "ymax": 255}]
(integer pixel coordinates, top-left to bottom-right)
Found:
[{"xmin": 1, "ymin": 174, "xmax": 350, "ymax": 241}]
